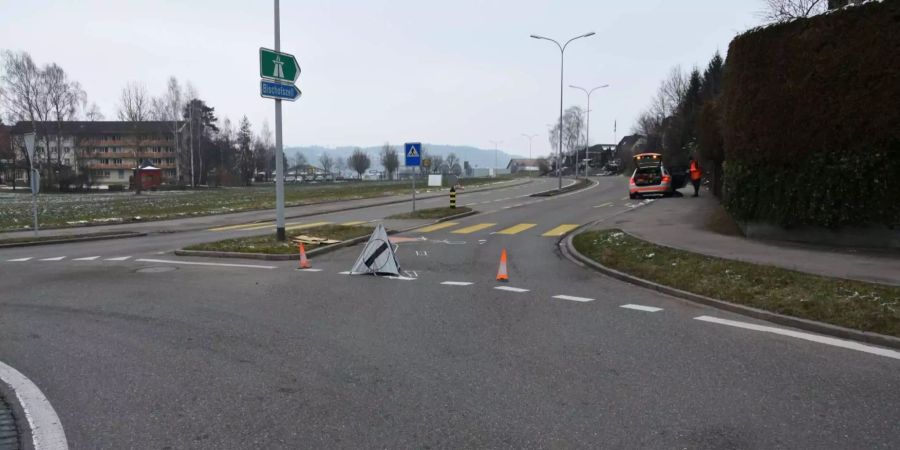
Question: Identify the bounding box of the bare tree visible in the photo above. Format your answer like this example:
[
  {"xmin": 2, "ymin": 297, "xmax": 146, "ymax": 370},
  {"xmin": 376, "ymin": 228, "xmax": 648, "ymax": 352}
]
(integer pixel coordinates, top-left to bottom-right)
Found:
[
  {"xmin": 379, "ymin": 143, "xmax": 399, "ymax": 180},
  {"xmin": 44, "ymin": 63, "xmax": 85, "ymax": 180},
  {"xmin": 255, "ymin": 120, "xmax": 274, "ymax": 180},
  {"xmin": 84, "ymin": 102, "xmax": 104, "ymax": 121},
  {"xmin": 318, "ymin": 151, "xmax": 334, "ymax": 176},
  {"xmin": 760, "ymin": 0, "xmax": 827, "ymax": 22},
  {"xmin": 334, "ymin": 155, "xmax": 346, "ymax": 178},
  {"xmin": 348, "ymin": 148, "xmax": 371, "ymax": 179},
  {"xmin": 0, "ymin": 51, "xmax": 45, "ymax": 182},
  {"xmin": 117, "ymin": 82, "xmax": 150, "ymax": 121}
]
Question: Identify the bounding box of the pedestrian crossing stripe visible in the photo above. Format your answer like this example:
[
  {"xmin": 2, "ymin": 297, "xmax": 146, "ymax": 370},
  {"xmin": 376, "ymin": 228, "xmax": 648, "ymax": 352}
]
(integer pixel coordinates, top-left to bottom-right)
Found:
[
  {"xmin": 208, "ymin": 221, "xmax": 272, "ymax": 231},
  {"xmin": 451, "ymin": 223, "xmax": 496, "ymax": 234},
  {"xmin": 415, "ymin": 222, "xmax": 459, "ymax": 233},
  {"xmin": 284, "ymin": 221, "xmax": 332, "ymax": 231},
  {"xmin": 496, "ymin": 223, "xmax": 537, "ymax": 235},
  {"xmin": 542, "ymin": 224, "xmax": 579, "ymax": 236}
]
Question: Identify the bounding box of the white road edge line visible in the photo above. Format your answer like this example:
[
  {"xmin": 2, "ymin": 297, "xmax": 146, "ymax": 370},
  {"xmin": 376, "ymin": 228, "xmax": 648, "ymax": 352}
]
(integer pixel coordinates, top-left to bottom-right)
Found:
[
  {"xmin": 103, "ymin": 256, "xmax": 131, "ymax": 261},
  {"xmin": 38, "ymin": 257, "xmax": 65, "ymax": 261},
  {"xmin": 0, "ymin": 360, "xmax": 68, "ymax": 450},
  {"xmin": 494, "ymin": 286, "xmax": 529, "ymax": 293},
  {"xmin": 73, "ymin": 256, "xmax": 100, "ymax": 261},
  {"xmin": 553, "ymin": 295, "xmax": 595, "ymax": 303},
  {"xmin": 620, "ymin": 304, "xmax": 663, "ymax": 312},
  {"xmin": 134, "ymin": 258, "xmax": 276, "ymax": 269},
  {"xmin": 694, "ymin": 315, "xmax": 900, "ymax": 360},
  {"xmin": 295, "ymin": 268, "xmax": 323, "ymax": 272},
  {"xmin": 6, "ymin": 257, "xmax": 33, "ymax": 262},
  {"xmin": 441, "ymin": 281, "xmax": 474, "ymax": 286}
]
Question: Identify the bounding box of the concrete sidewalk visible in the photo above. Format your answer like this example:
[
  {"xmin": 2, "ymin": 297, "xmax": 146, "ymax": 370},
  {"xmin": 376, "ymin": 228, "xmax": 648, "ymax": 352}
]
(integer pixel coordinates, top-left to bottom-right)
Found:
[{"xmin": 609, "ymin": 187, "xmax": 900, "ymax": 286}]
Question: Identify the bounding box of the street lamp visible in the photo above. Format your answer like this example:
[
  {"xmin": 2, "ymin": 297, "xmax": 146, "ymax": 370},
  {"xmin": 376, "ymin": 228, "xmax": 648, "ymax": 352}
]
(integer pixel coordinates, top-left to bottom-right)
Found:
[
  {"xmin": 489, "ymin": 140, "xmax": 503, "ymax": 177},
  {"xmin": 531, "ymin": 31, "xmax": 595, "ymax": 191},
  {"xmin": 521, "ymin": 133, "xmax": 538, "ymax": 160},
  {"xmin": 569, "ymin": 84, "xmax": 609, "ymax": 179}
]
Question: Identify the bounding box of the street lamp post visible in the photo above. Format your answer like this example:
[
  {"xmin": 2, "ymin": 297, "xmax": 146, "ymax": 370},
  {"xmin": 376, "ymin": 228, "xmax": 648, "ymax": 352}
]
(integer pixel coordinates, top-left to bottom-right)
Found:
[
  {"xmin": 531, "ymin": 31, "xmax": 595, "ymax": 191},
  {"xmin": 569, "ymin": 84, "xmax": 608, "ymax": 179},
  {"xmin": 489, "ymin": 140, "xmax": 503, "ymax": 177},
  {"xmin": 521, "ymin": 133, "xmax": 537, "ymax": 160}
]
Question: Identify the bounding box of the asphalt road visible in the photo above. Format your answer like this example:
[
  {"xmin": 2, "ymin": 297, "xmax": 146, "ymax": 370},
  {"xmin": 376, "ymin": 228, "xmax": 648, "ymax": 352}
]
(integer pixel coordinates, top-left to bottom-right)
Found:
[{"xmin": 1, "ymin": 176, "xmax": 898, "ymax": 449}]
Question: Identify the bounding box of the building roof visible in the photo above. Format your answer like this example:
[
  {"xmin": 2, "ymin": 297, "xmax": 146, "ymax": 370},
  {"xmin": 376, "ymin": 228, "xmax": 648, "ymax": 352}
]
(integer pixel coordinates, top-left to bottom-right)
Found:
[{"xmin": 9, "ymin": 121, "xmax": 182, "ymax": 135}]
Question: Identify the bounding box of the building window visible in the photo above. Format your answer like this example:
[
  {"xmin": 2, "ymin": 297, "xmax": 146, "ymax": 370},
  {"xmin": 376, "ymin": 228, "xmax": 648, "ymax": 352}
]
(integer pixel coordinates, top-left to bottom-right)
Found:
[
  {"xmin": 64, "ymin": 147, "xmax": 71, "ymax": 154},
  {"xmin": 113, "ymin": 158, "xmax": 123, "ymax": 164},
  {"xmin": 100, "ymin": 158, "xmax": 110, "ymax": 164}
]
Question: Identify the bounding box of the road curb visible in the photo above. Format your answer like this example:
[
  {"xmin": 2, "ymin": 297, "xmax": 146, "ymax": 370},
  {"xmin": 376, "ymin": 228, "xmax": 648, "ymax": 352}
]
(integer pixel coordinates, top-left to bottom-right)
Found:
[
  {"xmin": 434, "ymin": 209, "xmax": 478, "ymax": 222},
  {"xmin": 529, "ymin": 178, "xmax": 590, "ymax": 197},
  {"xmin": 0, "ymin": 232, "xmax": 146, "ymax": 249},
  {"xmin": 0, "ymin": 361, "xmax": 68, "ymax": 450},
  {"xmin": 560, "ymin": 226, "xmax": 900, "ymax": 351}
]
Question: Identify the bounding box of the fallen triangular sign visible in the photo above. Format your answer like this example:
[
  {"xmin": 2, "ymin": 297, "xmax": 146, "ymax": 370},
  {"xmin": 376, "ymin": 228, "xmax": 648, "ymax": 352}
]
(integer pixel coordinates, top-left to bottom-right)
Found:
[{"xmin": 349, "ymin": 223, "xmax": 401, "ymax": 276}]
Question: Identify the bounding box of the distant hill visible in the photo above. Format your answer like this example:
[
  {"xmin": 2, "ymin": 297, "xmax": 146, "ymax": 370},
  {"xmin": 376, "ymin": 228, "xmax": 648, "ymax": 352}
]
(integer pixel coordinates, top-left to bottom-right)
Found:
[{"xmin": 284, "ymin": 144, "xmax": 526, "ymax": 173}]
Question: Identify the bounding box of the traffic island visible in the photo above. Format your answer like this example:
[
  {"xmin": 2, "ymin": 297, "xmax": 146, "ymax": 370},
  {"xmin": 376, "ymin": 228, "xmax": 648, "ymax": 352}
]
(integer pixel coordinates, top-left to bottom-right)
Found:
[
  {"xmin": 0, "ymin": 230, "xmax": 145, "ymax": 248},
  {"xmin": 176, "ymin": 224, "xmax": 374, "ymax": 261},
  {"xmin": 530, "ymin": 178, "xmax": 592, "ymax": 197},
  {"xmin": 568, "ymin": 228, "xmax": 900, "ymax": 346},
  {"xmin": 386, "ymin": 206, "xmax": 474, "ymax": 221}
]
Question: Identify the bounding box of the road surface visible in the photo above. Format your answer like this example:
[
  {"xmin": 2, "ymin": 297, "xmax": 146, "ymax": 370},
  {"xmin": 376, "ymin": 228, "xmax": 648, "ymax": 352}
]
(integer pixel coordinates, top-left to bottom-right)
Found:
[{"xmin": 1, "ymin": 176, "xmax": 898, "ymax": 449}]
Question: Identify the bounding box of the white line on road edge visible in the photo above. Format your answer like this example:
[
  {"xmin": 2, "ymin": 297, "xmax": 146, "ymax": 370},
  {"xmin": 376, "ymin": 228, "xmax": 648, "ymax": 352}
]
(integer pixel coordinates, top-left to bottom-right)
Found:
[
  {"xmin": 103, "ymin": 256, "xmax": 131, "ymax": 261},
  {"xmin": 72, "ymin": 256, "xmax": 100, "ymax": 261},
  {"xmin": 495, "ymin": 286, "xmax": 529, "ymax": 293},
  {"xmin": 441, "ymin": 281, "xmax": 474, "ymax": 286},
  {"xmin": 620, "ymin": 304, "xmax": 663, "ymax": 312},
  {"xmin": 134, "ymin": 259, "xmax": 276, "ymax": 269},
  {"xmin": 553, "ymin": 295, "xmax": 595, "ymax": 303},
  {"xmin": 295, "ymin": 268, "xmax": 323, "ymax": 272},
  {"xmin": 0, "ymin": 360, "xmax": 68, "ymax": 450},
  {"xmin": 38, "ymin": 257, "xmax": 65, "ymax": 261},
  {"xmin": 6, "ymin": 257, "xmax": 32, "ymax": 262},
  {"xmin": 694, "ymin": 316, "xmax": 900, "ymax": 360}
]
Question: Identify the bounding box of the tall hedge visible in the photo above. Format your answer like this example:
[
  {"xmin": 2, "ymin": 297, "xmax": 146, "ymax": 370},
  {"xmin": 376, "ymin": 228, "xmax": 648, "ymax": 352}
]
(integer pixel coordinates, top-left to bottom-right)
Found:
[{"xmin": 722, "ymin": 0, "xmax": 900, "ymax": 228}]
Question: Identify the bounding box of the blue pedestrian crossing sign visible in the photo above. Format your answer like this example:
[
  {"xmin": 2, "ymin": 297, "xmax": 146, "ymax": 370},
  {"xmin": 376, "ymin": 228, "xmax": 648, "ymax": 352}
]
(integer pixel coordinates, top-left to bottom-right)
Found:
[{"xmin": 404, "ymin": 142, "xmax": 421, "ymax": 167}]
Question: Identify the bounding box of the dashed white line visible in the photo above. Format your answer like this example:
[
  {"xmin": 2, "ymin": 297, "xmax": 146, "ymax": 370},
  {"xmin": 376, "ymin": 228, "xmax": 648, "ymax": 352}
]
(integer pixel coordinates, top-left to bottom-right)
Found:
[
  {"xmin": 553, "ymin": 295, "xmax": 595, "ymax": 303},
  {"xmin": 494, "ymin": 286, "xmax": 529, "ymax": 293},
  {"xmin": 73, "ymin": 256, "xmax": 100, "ymax": 261},
  {"xmin": 338, "ymin": 271, "xmax": 351, "ymax": 275},
  {"xmin": 694, "ymin": 315, "xmax": 900, "ymax": 360},
  {"xmin": 620, "ymin": 304, "xmax": 663, "ymax": 312},
  {"xmin": 441, "ymin": 281, "xmax": 474, "ymax": 286},
  {"xmin": 104, "ymin": 256, "xmax": 131, "ymax": 261},
  {"xmin": 0, "ymin": 360, "xmax": 68, "ymax": 449},
  {"xmin": 6, "ymin": 257, "xmax": 32, "ymax": 262},
  {"xmin": 296, "ymin": 268, "xmax": 323, "ymax": 272},
  {"xmin": 134, "ymin": 258, "xmax": 276, "ymax": 269},
  {"xmin": 39, "ymin": 256, "xmax": 65, "ymax": 261}
]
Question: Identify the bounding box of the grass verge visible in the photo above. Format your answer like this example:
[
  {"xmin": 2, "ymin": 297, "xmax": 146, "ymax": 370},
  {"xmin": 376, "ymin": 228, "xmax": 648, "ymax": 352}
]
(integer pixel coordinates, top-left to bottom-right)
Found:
[
  {"xmin": 183, "ymin": 224, "xmax": 373, "ymax": 254},
  {"xmin": 573, "ymin": 229, "xmax": 900, "ymax": 337},
  {"xmin": 386, "ymin": 206, "xmax": 472, "ymax": 220}
]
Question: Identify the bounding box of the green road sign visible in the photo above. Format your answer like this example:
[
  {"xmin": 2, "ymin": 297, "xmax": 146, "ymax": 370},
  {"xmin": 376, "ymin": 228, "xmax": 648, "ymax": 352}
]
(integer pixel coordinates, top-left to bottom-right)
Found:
[{"xmin": 259, "ymin": 48, "xmax": 300, "ymax": 83}]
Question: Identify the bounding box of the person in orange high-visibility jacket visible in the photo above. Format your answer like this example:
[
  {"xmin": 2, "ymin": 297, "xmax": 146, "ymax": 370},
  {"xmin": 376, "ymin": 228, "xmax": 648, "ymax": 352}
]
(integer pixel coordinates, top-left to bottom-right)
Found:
[{"xmin": 689, "ymin": 157, "xmax": 703, "ymax": 197}]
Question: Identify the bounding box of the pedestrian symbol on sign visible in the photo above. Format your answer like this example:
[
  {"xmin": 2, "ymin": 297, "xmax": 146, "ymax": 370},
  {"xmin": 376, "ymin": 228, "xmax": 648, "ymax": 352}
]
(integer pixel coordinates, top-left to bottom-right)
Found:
[
  {"xmin": 407, "ymin": 146, "xmax": 419, "ymax": 158},
  {"xmin": 404, "ymin": 142, "xmax": 421, "ymax": 167}
]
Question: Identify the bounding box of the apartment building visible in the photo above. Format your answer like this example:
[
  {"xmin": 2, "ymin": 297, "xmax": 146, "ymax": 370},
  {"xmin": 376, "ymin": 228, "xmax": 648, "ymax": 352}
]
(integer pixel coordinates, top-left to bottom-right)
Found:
[{"xmin": 9, "ymin": 121, "xmax": 183, "ymax": 186}]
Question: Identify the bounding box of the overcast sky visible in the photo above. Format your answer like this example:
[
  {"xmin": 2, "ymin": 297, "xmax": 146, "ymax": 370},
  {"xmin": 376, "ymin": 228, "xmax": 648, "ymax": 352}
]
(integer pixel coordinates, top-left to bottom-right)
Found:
[{"xmin": 1, "ymin": 0, "xmax": 763, "ymax": 157}]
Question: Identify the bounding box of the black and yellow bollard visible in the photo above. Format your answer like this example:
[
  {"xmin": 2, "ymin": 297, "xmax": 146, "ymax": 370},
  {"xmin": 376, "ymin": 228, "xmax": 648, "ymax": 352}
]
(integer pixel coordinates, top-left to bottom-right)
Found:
[{"xmin": 450, "ymin": 186, "xmax": 457, "ymax": 209}]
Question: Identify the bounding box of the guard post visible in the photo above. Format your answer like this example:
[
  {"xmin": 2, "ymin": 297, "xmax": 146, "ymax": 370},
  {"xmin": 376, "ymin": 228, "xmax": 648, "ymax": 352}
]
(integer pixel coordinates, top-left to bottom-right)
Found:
[{"xmin": 450, "ymin": 186, "xmax": 457, "ymax": 209}]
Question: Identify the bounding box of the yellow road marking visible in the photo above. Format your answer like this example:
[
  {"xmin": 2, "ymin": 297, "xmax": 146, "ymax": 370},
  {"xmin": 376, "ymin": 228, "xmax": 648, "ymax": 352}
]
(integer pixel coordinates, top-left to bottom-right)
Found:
[
  {"xmin": 496, "ymin": 223, "xmax": 537, "ymax": 235},
  {"xmin": 208, "ymin": 222, "xmax": 271, "ymax": 232},
  {"xmin": 340, "ymin": 221, "xmax": 367, "ymax": 226},
  {"xmin": 415, "ymin": 222, "xmax": 459, "ymax": 233},
  {"xmin": 284, "ymin": 221, "xmax": 332, "ymax": 231},
  {"xmin": 542, "ymin": 224, "xmax": 579, "ymax": 237},
  {"xmin": 451, "ymin": 223, "xmax": 497, "ymax": 234}
]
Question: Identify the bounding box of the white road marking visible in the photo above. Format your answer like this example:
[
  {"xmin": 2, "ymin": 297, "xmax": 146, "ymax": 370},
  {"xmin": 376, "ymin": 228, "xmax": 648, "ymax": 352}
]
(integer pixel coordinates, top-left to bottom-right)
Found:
[
  {"xmin": 0, "ymin": 360, "xmax": 68, "ymax": 449},
  {"xmin": 104, "ymin": 256, "xmax": 131, "ymax": 261},
  {"xmin": 495, "ymin": 286, "xmax": 529, "ymax": 293},
  {"xmin": 338, "ymin": 271, "xmax": 351, "ymax": 275},
  {"xmin": 73, "ymin": 256, "xmax": 100, "ymax": 261},
  {"xmin": 553, "ymin": 295, "xmax": 595, "ymax": 303},
  {"xmin": 296, "ymin": 268, "xmax": 323, "ymax": 272},
  {"xmin": 694, "ymin": 316, "xmax": 900, "ymax": 360},
  {"xmin": 134, "ymin": 258, "xmax": 276, "ymax": 269},
  {"xmin": 39, "ymin": 256, "xmax": 66, "ymax": 261},
  {"xmin": 6, "ymin": 257, "xmax": 32, "ymax": 262},
  {"xmin": 415, "ymin": 250, "xmax": 428, "ymax": 256},
  {"xmin": 441, "ymin": 281, "xmax": 474, "ymax": 286},
  {"xmin": 620, "ymin": 304, "xmax": 663, "ymax": 312},
  {"xmin": 386, "ymin": 276, "xmax": 416, "ymax": 281}
]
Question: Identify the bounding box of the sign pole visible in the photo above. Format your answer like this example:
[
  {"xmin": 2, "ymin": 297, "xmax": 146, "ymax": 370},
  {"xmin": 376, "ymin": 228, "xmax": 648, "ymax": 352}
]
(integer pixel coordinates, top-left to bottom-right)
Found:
[
  {"xmin": 273, "ymin": 0, "xmax": 286, "ymax": 241},
  {"xmin": 24, "ymin": 132, "xmax": 38, "ymax": 236},
  {"xmin": 412, "ymin": 170, "xmax": 416, "ymax": 212}
]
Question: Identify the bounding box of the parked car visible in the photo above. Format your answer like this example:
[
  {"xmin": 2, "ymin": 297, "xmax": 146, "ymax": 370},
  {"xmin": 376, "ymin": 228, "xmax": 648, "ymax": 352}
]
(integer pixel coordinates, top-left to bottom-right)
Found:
[{"xmin": 628, "ymin": 153, "xmax": 674, "ymax": 199}]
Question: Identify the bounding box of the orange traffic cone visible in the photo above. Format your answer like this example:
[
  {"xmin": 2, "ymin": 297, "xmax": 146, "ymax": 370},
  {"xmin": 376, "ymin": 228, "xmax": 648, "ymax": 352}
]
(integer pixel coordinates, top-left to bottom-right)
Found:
[
  {"xmin": 298, "ymin": 243, "xmax": 311, "ymax": 269},
  {"xmin": 496, "ymin": 248, "xmax": 509, "ymax": 282}
]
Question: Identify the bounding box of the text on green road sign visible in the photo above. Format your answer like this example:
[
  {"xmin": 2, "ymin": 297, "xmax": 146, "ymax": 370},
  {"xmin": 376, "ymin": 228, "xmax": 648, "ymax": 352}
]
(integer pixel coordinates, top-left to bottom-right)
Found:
[{"xmin": 260, "ymin": 48, "xmax": 300, "ymax": 83}]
